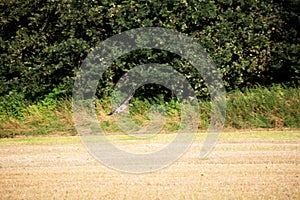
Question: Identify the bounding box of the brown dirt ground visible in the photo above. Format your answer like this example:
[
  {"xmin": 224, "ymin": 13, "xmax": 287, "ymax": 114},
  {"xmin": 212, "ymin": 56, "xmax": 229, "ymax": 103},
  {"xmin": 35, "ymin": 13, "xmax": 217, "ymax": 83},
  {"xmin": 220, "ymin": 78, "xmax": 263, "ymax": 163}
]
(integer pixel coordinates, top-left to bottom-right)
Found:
[{"xmin": 0, "ymin": 134, "xmax": 299, "ymax": 199}]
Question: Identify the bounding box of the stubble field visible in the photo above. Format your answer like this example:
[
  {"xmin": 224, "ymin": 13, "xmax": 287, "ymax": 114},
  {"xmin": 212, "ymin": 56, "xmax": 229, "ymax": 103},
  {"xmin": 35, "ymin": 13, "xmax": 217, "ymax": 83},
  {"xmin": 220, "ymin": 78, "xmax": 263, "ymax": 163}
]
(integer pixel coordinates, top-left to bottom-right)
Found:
[{"xmin": 0, "ymin": 131, "xmax": 299, "ymax": 199}]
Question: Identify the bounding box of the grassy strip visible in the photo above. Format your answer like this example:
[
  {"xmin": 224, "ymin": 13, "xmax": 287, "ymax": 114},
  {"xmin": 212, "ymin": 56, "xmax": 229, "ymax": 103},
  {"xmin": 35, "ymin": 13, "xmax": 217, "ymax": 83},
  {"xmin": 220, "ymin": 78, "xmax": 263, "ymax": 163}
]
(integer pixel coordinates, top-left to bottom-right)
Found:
[
  {"xmin": 0, "ymin": 84, "xmax": 299, "ymax": 138},
  {"xmin": 0, "ymin": 135, "xmax": 80, "ymax": 144},
  {"xmin": 106, "ymin": 130, "xmax": 300, "ymax": 141},
  {"xmin": 218, "ymin": 130, "xmax": 300, "ymax": 141},
  {"xmin": 0, "ymin": 131, "xmax": 299, "ymax": 144}
]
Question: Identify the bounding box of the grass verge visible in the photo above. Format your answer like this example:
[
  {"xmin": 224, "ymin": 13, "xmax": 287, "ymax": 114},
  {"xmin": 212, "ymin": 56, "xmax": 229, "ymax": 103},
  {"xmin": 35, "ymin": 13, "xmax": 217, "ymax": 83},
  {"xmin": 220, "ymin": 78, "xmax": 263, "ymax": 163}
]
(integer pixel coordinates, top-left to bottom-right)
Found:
[{"xmin": 0, "ymin": 84, "xmax": 299, "ymax": 138}]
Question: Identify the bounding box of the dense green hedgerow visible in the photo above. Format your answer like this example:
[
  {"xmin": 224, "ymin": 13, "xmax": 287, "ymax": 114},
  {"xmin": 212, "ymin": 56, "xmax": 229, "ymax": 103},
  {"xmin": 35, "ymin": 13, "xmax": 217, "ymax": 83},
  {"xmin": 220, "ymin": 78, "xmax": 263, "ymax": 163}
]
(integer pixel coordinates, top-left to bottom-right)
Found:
[{"xmin": 1, "ymin": 0, "xmax": 299, "ymax": 101}]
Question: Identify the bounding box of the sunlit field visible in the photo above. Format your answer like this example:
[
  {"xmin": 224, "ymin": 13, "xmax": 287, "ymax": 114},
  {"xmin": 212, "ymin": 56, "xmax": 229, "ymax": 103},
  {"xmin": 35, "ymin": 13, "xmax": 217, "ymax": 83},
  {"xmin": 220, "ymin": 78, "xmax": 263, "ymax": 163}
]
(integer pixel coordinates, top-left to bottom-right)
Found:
[{"xmin": 1, "ymin": 131, "xmax": 299, "ymax": 199}]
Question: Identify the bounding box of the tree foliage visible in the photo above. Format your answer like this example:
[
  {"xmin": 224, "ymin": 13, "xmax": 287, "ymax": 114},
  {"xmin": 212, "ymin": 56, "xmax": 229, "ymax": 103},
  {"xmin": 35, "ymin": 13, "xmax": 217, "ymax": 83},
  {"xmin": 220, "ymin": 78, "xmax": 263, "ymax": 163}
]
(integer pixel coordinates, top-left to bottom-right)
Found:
[{"xmin": 1, "ymin": 0, "xmax": 299, "ymax": 101}]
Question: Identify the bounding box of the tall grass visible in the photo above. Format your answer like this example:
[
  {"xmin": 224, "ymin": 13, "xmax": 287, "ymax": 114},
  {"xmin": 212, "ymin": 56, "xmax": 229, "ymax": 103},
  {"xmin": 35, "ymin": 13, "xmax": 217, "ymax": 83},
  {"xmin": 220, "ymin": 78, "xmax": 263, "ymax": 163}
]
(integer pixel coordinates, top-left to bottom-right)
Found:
[
  {"xmin": 0, "ymin": 90, "xmax": 75, "ymax": 138},
  {"xmin": 0, "ymin": 84, "xmax": 299, "ymax": 138},
  {"xmin": 225, "ymin": 85, "xmax": 300, "ymax": 129}
]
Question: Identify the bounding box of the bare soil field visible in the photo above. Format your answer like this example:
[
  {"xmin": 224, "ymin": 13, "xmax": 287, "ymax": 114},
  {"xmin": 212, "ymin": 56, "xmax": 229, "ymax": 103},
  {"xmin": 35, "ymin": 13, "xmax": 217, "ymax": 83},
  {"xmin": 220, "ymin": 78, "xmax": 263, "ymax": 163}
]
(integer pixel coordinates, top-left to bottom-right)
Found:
[{"xmin": 0, "ymin": 131, "xmax": 299, "ymax": 199}]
